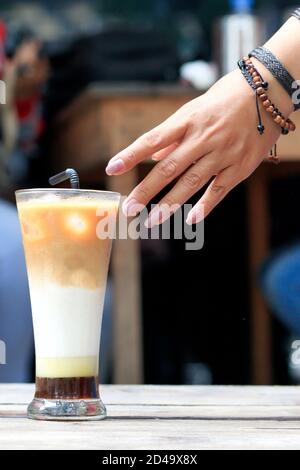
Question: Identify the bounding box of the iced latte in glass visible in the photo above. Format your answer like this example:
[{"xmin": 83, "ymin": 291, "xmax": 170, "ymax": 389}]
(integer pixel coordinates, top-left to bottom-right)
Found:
[{"xmin": 16, "ymin": 188, "xmax": 120, "ymax": 420}]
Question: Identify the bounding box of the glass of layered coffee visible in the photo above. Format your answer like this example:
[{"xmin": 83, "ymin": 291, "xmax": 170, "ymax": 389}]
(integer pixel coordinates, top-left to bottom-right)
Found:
[{"xmin": 16, "ymin": 188, "xmax": 120, "ymax": 420}]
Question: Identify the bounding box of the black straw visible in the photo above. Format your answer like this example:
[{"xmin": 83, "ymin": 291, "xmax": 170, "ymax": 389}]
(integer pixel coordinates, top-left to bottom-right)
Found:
[{"xmin": 49, "ymin": 168, "xmax": 80, "ymax": 189}]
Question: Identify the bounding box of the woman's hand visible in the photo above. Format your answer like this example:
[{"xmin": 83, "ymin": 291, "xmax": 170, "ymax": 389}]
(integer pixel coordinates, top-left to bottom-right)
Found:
[{"xmin": 106, "ymin": 69, "xmax": 287, "ymax": 226}]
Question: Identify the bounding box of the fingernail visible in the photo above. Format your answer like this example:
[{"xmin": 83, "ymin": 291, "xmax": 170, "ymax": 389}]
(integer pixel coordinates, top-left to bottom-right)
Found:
[
  {"xmin": 186, "ymin": 211, "xmax": 198, "ymax": 225},
  {"xmin": 145, "ymin": 207, "xmax": 163, "ymax": 228},
  {"xmin": 123, "ymin": 198, "xmax": 143, "ymax": 217},
  {"xmin": 106, "ymin": 158, "xmax": 125, "ymax": 175}
]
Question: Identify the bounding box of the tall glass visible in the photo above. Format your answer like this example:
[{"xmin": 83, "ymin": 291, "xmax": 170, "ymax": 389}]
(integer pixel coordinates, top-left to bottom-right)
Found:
[{"xmin": 16, "ymin": 188, "xmax": 120, "ymax": 420}]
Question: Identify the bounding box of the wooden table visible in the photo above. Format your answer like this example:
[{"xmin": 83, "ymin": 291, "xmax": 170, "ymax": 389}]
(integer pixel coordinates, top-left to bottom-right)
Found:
[{"xmin": 1, "ymin": 384, "xmax": 300, "ymax": 449}]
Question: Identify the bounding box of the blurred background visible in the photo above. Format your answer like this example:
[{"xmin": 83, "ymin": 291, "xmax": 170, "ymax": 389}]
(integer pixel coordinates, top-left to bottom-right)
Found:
[{"xmin": 1, "ymin": 0, "xmax": 300, "ymax": 386}]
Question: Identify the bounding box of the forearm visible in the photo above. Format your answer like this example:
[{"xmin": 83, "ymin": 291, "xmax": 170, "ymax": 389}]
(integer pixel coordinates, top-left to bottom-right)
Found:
[
  {"xmin": 251, "ymin": 16, "xmax": 300, "ymax": 117},
  {"xmin": 265, "ymin": 16, "xmax": 300, "ymax": 82}
]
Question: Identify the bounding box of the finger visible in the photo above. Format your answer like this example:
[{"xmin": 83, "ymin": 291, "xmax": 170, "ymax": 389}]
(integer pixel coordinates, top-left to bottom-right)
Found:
[
  {"xmin": 186, "ymin": 165, "xmax": 241, "ymax": 224},
  {"xmin": 152, "ymin": 142, "xmax": 180, "ymax": 161},
  {"xmin": 105, "ymin": 120, "xmax": 188, "ymax": 175},
  {"xmin": 122, "ymin": 140, "xmax": 207, "ymax": 216},
  {"xmin": 145, "ymin": 154, "xmax": 216, "ymax": 228}
]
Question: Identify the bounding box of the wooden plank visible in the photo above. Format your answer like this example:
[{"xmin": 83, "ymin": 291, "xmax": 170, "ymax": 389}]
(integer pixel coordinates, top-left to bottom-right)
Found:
[
  {"xmin": 2, "ymin": 386, "xmax": 300, "ymax": 449},
  {"xmin": 51, "ymin": 100, "xmax": 103, "ymax": 172},
  {"xmin": 4, "ymin": 403, "xmax": 300, "ymax": 420},
  {"xmin": 1, "ymin": 416, "xmax": 300, "ymax": 450},
  {"xmin": 247, "ymin": 167, "xmax": 272, "ymax": 385},
  {"xmin": 109, "ymin": 169, "xmax": 143, "ymax": 384},
  {"xmin": 56, "ymin": 83, "xmax": 198, "ymax": 123},
  {"xmin": 52, "ymin": 95, "xmax": 192, "ymax": 170},
  {"xmin": 2, "ymin": 385, "xmax": 300, "ymax": 406},
  {"xmin": 104, "ymin": 102, "xmax": 143, "ymax": 385}
]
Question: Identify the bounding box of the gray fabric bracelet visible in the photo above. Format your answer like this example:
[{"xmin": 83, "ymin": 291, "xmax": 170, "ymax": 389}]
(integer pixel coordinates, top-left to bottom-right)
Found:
[
  {"xmin": 249, "ymin": 46, "xmax": 300, "ymax": 111},
  {"xmin": 292, "ymin": 8, "xmax": 300, "ymax": 21}
]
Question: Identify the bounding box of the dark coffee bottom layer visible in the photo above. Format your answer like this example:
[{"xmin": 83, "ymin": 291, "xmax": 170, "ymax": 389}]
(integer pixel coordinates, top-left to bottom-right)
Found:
[{"xmin": 35, "ymin": 376, "xmax": 99, "ymax": 400}]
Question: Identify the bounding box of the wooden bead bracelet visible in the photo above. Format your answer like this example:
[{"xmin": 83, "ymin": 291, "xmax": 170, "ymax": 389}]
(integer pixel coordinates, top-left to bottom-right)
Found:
[{"xmin": 239, "ymin": 57, "xmax": 296, "ymax": 135}]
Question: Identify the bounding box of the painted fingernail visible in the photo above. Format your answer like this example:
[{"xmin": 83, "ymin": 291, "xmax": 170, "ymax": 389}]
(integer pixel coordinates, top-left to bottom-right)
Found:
[
  {"xmin": 186, "ymin": 211, "xmax": 202, "ymax": 225},
  {"xmin": 105, "ymin": 158, "xmax": 125, "ymax": 175},
  {"xmin": 186, "ymin": 212, "xmax": 195, "ymax": 225},
  {"xmin": 145, "ymin": 207, "xmax": 164, "ymax": 228},
  {"xmin": 123, "ymin": 198, "xmax": 143, "ymax": 217}
]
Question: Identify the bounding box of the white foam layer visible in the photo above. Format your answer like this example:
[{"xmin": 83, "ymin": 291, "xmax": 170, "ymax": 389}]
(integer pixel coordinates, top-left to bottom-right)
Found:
[{"xmin": 30, "ymin": 284, "xmax": 105, "ymax": 358}]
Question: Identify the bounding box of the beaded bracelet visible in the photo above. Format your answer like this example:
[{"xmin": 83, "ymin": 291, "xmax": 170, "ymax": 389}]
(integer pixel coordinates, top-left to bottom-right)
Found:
[
  {"xmin": 238, "ymin": 57, "xmax": 296, "ymax": 134},
  {"xmin": 238, "ymin": 58, "xmax": 267, "ymax": 135},
  {"xmin": 238, "ymin": 57, "xmax": 296, "ymax": 164}
]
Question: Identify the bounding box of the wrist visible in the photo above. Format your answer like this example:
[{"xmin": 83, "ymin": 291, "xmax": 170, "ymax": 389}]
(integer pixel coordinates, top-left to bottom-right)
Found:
[{"xmin": 250, "ymin": 56, "xmax": 294, "ymax": 117}]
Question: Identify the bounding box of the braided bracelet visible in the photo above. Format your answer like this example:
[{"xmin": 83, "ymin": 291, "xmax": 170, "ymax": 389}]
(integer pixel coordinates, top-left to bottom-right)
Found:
[
  {"xmin": 292, "ymin": 8, "xmax": 300, "ymax": 21},
  {"xmin": 249, "ymin": 47, "xmax": 300, "ymax": 111}
]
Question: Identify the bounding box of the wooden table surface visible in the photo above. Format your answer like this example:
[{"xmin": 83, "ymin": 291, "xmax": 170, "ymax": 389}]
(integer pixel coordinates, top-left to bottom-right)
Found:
[{"xmin": 1, "ymin": 385, "xmax": 300, "ymax": 449}]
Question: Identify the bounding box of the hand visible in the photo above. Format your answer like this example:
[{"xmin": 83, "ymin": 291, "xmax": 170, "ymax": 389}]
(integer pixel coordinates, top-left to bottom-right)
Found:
[{"xmin": 106, "ymin": 69, "xmax": 285, "ymax": 226}]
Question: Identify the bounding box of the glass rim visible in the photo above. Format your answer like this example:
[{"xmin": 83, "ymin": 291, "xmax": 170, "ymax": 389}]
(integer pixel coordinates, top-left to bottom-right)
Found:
[{"xmin": 15, "ymin": 188, "xmax": 120, "ymax": 197}]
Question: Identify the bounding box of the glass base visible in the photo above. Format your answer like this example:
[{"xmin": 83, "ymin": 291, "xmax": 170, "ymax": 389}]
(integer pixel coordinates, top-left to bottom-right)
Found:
[{"xmin": 27, "ymin": 397, "xmax": 107, "ymax": 421}]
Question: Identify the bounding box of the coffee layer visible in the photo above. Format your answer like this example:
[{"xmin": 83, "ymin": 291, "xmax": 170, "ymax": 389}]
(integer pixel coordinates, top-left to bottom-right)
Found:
[
  {"xmin": 35, "ymin": 376, "xmax": 99, "ymax": 400},
  {"xmin": 17, "ymin": 199, "xmax": 118, "ymax": 290}
]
